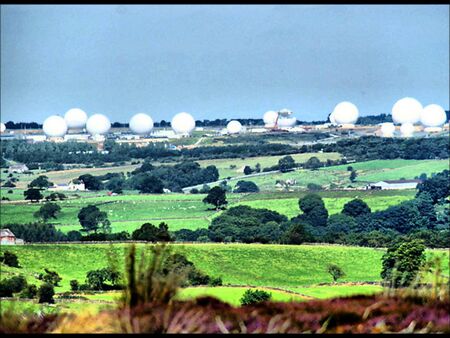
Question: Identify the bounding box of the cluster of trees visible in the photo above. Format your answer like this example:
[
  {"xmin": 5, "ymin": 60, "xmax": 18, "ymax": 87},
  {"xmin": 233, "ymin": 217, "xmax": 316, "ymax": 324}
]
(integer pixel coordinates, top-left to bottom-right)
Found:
[{"xmin": 173, "ymin": 170, "xmax": 449, "ymax": 247}]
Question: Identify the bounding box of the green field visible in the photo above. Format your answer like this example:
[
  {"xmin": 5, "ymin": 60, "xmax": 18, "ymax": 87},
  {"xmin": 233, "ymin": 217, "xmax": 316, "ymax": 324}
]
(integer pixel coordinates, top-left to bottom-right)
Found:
[
  {"xmin": 195, "ymin": 152, "xmax": 342, "ymax": 179},
  {"xmin": 322, "ymin": 159, "xmax": 449, "ymax": 182},
  {"xmin": 287, "ymin": 284, "xmax": 383, "ymax": 299},
  {"xmin": 0, "ymin": 190, "xmax": 415, "ymax": 234},
  {"xmin": 1, "ymin": 244, "xmax": 448, "ymax": 293}
]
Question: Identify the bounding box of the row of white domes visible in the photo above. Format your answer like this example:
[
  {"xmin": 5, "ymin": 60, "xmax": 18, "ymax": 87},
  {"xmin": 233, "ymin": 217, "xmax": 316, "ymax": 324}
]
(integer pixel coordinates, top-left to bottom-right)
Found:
[{"xmin": 42, "ymin": 110, "xmax": 198, "ymax": 137}]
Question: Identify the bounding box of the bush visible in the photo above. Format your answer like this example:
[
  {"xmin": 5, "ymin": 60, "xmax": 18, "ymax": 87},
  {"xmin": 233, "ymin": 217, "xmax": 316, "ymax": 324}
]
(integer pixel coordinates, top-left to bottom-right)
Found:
[
  {"xmin": 38, "ymin": 283, "xmax": 55, "ymax": 304},
  {"xmin": 209, "ymin": 277, "xmax": 223, "ymax": 286},
  {"xmin": 19, "ymin": 284, "xmax": 38, "ymax": 299},
  {"xmin": 39, "ymin": 269, "xmax": 62, "ymax": 286},
  {"xmin": 327, "ymin": 264, "xmax": 346, "ymax": 282},
  {"xmin": 1, "ymin": 251, "xmax": 20, "ymax": 268},
  {"xmin": 240, "ymin": 289, "xmax": 272, "ymax": 306},
  {"xmin": 70, "ymin": 280, "xmax": 79, "ymax": 291},
  {"xmin": 0, "ymin": 275, "xmax": 28, "ymax": 297}
]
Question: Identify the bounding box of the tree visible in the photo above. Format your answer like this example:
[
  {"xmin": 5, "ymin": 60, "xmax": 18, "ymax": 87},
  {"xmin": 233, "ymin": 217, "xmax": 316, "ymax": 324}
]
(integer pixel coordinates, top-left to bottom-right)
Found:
[
  {"xmin": 33, "ymin": 202, "xmax": 61, "ymax": 222},
  {"xmin": 19, "ymin": 284, "xmax": 38, "ymax": 299},
  {"xmin": 278, "ymin": 155, "xmax": 296, "ymax": 172},
  {"xmin": 350, "ymin": 170, "xmax": 357, "ymax": 182},
  {"xmin": 281, "ymin": 222, "xmax": 311, "ymax": 245},
  {"xmin": 38, "ymin": 283, "xmax": 55, "ymax": 304},
  {"xmin": 24, "ymin": 188, "xmax": 43, "ymax": 202},
  {"xmin": 132, "ymin": 222, "xmax": 173, "ymax": 242},
  {"xmin": 255, "ymin": 163, "xmax": 261, "ymax": 173},
  {"xmin": 307, "ymin": 183, "xmax": 322, "ymax": 192},
  {"xmin": 243, "ymin": 166, "xmax": 253, "ymax": 175},
  {"xmin": 29, "ymin": 175, "xmax": 53, "ymax": 189},
  {"xmin": 233, "ymin": 180, "xmax": 260, "ymax": 193},
  {"xmin": 342, "ymin": 199, "xmax": 371, "ymax": 218},
  {"xmin": 137, "ymin": 175, "xmax": 164, "ymax": 193},
  {"xmin": 380, "ymin": 239, "xmax": 426, "ymax": 288},
  {"xmin": 416, "ymin": 170, "xmax": 449, "ymax": 203},
  {"xmin": 78, "ymin": 174, "xmax": 103, "ymax": 191},
  {"xmin": 0, "ymin": 275, "xmax": 27, "ymax": 297},
  {"xmin": 240, "ymin": 289, "xmax": 272, "ymax": 306},
  {"xmin": 202, "ymin": 186, "xmax": 228, "ymax": 210},
  {"xmin": 78, "ymin": 205, "xmax": 111, "ymax": 234},
  {"xmin": 39, "ymin": 268, "xmax": 62, "ymax": 286},
  {"xmin": 1, "ymin": 251, "xmax": 20, "ymax": 267},
  {"xmin": 70, "ymin": 280, "xmax": 79, "ymax": 291},
  {"xmin": 298, "ymin": 193, "xmax": 328, "ymax": 227},
  {"xmin": 303, "ymin": 156, "xmax": 322, "ymax": 170},
  {"xmin": 327, "ymin": 264, "xmax": 346, "ymax": 282},
  {"xmin": 347, "ymin": 166, "xmax": 353, "ymax": 171}
]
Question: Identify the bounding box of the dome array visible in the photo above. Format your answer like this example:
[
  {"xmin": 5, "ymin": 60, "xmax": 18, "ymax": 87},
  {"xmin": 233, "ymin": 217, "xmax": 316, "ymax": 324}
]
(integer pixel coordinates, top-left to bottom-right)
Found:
[
  {"xmin": 263, "ymin": 111, "xmax": 278, "ymax": 127},
  {"xmin": 64, "ymin": 108, "xmax": 88, "ymax": 129},
  {"xmin": 86, "ymin": 114, "xmax": 111, "ymax": 136},
  {"xmin": 0, "ymin": 122, "xmax": 5, "ymax": 133},
  {"xmin": 332, "ymin": 101, "xmax": 359, "ymax": 125},
  {"xmin": 400, "ymin": 122, "xmax": 415, "ymax": 137},
  {"xmin": 226, "ymin": 120, "xmax": 243, "ymax": 134},
  {"xmin": 380, "ymin": 122, "xmax": 395, "ymax": 137},
  {"xmin": 278, "ymin": 117, "xmax": 297, "ymax": 128},
  {"xmin": 129, "ymin": 113, "xmax": 154, "ymax": 134},
  {"xmin": 43, "ymin": 115, "xmax": 68, "ymax": 138},
  {"xmin": 420, "ymin": 104, "xmax": 446, "ymax": 128},
  {"xmin": 171, "ymin": 112, "xmax": 196, "ymax": 135},
  {"xmin": 391, "ymin": 97, "xmax": 422, "ymax": 124}
]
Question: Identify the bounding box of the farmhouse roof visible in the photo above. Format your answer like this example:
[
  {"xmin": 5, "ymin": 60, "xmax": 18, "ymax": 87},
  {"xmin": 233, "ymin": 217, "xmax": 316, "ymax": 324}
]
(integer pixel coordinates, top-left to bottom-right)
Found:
[
  {"xmin": 0, "ymin": 228, "xmax": 16, "ymax": 237},
  {"xmin": 9, "ymin": 164, "xmax": 27, "ymax": 169},
  {"xmin": 380, "ymin": 179, "xmax": 422, "ymax": 184}
]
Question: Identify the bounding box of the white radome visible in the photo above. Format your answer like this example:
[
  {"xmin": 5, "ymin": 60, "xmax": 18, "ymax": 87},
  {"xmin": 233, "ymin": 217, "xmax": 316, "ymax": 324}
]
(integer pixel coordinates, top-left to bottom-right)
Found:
[
  {"xmin": 420, "ymin": 104, "xmax": 447, "ymax": 127},
  {"xmin": 64, "ymin": 108, "xmax": 88, "ymax": 129},
  {"xmin": 391, "ymin": 97, "xmax": 422, "ymax": 124},
  {"xmin": 278, "ymin": 117, "xmax": 297, "ymax": 128},
  {"xmin": 86, "ymin": 114, "xmax": 111, "ymax": 136},
  {"xmin": 0, "ymin": 123, "xmax": 5, "ymax": 133},
  {"xmin": 400, "ymin": 123, "xmax": 415, "ymax": 137},
  {"xmin": 380, "ymin": 122, "xmax": 395, "ymax": 137},
  {"xmin": 263, "ymin": 111, "xmax": 279, "ymax": 127},
  {"xmin": 129, "ymin": 113, "xmax": 154, "ymax": 134},
  {"xmin": 226, "ymin": 120, "xmax": 242, "ymax": 134},
  {"xmin": 171, "ymin": 112, "xmax": 196, "ymax": 134},
  {"xmin": 329, "ymin": 111, "xmax": 337, "ymax": 124},
  {"xmin": 43, "ymin": 115, "xmax": 68, "ymax": 138},
  {"xmin": 332, "ymin": 101, "xmax": 359, "ymax": 125}
]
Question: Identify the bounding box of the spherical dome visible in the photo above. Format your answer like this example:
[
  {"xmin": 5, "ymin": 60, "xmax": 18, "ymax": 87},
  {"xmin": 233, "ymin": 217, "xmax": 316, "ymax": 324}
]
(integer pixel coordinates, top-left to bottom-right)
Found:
[
  {"xmin": 400, "ymin": 122, "xmax": 415, "ymax": 137},
  {"xmin": 263, "ymin": 111, "xmax": 278, "ymax": 126},
  {"xmin": 171, "ymin": 112, "xmax": 196, "ymax": 134},
  {"xmin": 329, "ymin": 111, "xmax": 337, "ymax": 124},
  {"xmin": 0, "ymin": 123, "xmax": 5, "ymax": 133},
  {"xmin": 64, "ymin": 108, "xmax": 88, "ymax": 129},
  {"xmin": 391, "ymin": 97, "xmax": 422, "ymax": 124},
  {"xmin": 420, "ymin": 104, "xmax": 447, "ymax": 127},
  {"xmin": 86, "ymin": 114, "xmax": 111, "ymax": 135},
  {"xmin": 380, "ymin": 122, "xmax": 395, "ymax": 137},
  {"xmin": 43, "ymin": 115, "xmax": 68, "ymax": 138},
  {"xmin": 226, "ymin": 120, "xmax": 242, "ymax": 134},
  {"xmin": 129, "ymin": 113, "xmax": 154, "ymax": 134},
  {"xmin": 278, "ymin": 117, "xmax": 297, "ymax": 128},
  {"xmin": 332, "ymin": 101, "xmax": 359, "ymax": 124}
]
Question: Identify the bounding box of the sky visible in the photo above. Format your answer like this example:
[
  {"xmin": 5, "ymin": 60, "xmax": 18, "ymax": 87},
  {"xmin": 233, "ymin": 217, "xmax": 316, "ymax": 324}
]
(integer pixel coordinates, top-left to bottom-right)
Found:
[{"xmin": 1, "ymin": 4, "xmax": 449, "ymax": 123}]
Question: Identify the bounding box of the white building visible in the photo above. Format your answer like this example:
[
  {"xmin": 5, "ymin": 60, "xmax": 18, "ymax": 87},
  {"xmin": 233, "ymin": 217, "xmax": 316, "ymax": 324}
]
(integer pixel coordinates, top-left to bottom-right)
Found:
[
  {"xmin": 366, "ymin": 179, "xmax": 422, "ymax": 190},
  {"xmin": 48, "ymin": 181, "xmax": 86, "ymax": 192},
  {"xmin": 8, "ymin": 164, "xmax": 29, "ymax": 174}
]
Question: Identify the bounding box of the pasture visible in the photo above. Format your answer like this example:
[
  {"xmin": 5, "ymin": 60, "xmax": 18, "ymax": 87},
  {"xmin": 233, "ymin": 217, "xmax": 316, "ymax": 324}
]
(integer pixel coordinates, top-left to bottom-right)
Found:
[
  {"xmin": 0, "ymin": 190, "xmax": 415, "ymax": 233},
  {"xmin": 1, "ymin": 243, "xmax": 448, "ymax": 293}
]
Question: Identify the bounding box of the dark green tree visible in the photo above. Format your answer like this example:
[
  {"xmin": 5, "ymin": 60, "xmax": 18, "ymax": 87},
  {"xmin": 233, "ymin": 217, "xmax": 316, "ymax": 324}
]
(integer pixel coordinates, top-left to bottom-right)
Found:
[
  {"xmin": 342, "ymin": 199, "xmax": 371, "ymax": 218},
  {"xmin": 298, "ymin": 193, "xmax": 329, "ymax": 227},
  {"xmin": 38, "ymin": 283, "xmax": 55, "ymax": 304},
  {"xmin": 202, "ymin": 186, "xmax": 228, "ymax": 211},
  {"xmin": 240, "ymin": 289, "xmax": 272, "ymax": 306},
  {"xmin": 278, "ymin": 155, "xmax": 296, "ymax": 172},
  {"xmin": 303, "ymin": 156, "xmax": 322, "ymax": 170},
  {"xmin": 78, "ymin": 174, "xmax": 103, "ymax": 191},
  {"xmin": 78, "ymin": 205, "xmax": 111, "ymax": 234},
  {"xmin": 350, "ymin": 170, "xmax": 357, "ymax": 182},
  {"xmin": 327, "ymin": 264, "xmax": 346, "ymax": 282},
  {"xmin": 243, "ymin": 166, "xmax": 253, "ymax": 175},
  {"xmin": 233, "ymin": 180, "xmax": 260, "ymax": 193},
  {"xmin": 380, "ymin": 239, "xmax": 426, "ymax": 288},
  {"xmin": 24, "ymin": 188, "xmax": 43, "ymax": 202},
  {"xmin": 1, "ymin": 251, "xmax": 20, "ymax": 267},
  {"xmin": 29, "ymin": 175, "xmax": 53, "ymax": 189},
  {"xmin": 33, "ymin": 202, "xmax": 61, "ymax": 222},
  {"xmin": 137, "ymin": 175, "xmax": 164, "ymax": 193}
]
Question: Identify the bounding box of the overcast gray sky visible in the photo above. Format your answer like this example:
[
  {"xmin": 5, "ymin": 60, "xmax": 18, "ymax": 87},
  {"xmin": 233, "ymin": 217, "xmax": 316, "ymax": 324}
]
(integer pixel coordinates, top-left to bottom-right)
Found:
[{"xmin": 1, "ymin": 5, "xmax": 449, "ymax": 122}]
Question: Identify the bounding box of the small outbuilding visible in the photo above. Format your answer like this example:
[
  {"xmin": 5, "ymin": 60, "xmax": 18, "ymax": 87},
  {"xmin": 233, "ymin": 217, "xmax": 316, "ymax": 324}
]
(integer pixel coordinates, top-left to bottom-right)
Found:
[
  {"xmin": 8, "ymin": 164, "xmax": 29, "ymax": 174},
  {"xmin": 1, "ymin": 228, "xmax": 17, "ymax": 245}
]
